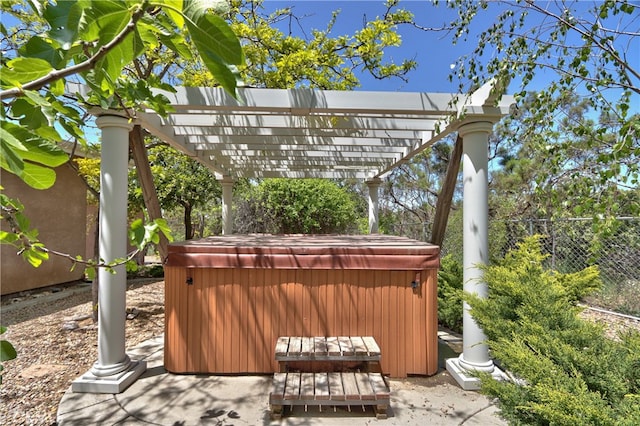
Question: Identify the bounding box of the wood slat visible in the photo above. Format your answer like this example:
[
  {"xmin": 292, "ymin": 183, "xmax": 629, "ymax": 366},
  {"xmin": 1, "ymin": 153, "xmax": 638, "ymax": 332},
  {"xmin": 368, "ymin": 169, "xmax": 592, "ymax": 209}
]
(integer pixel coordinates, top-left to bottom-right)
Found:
[
  {"xmin": 314, "ymin": 373, "xmax": 330, "ymax": 400},
  {"xmin": 362, "ymin": 336, "xmax": 381, "ymax": 356},
  {"xmin": 300, "ymin": 373, "xmax": 315, "ymax": 399},
  {"xmin": 313, "ymin": 337, "xmax": 328, "ymax": 356},
  {"xmin": 328, "ymin": 372, "xmax": 345, "ymax": 401},
  {"xmin": 271, "ymin": 373, "xmax": 287, "ymax": 399},
  {"xmin": 338, "ymin": 336, "xmax": 355, "ymax": 356},
  {"xmin": 368, "ymin": 373, "xmax": 390, "ymax": 399},
  {"xmin": 301, "ymin": 337, "xmax": 313, "ymax": 356},
  {"xmin": 355, "ymin": 373, "xmax": 375, "ymax": 400},
  {"xmin": 351, "ymin": 337, "xmax": 368, "ymax": 356},
  {"xmin": 288, "ymin": 337, "xmax": 302, "ymax": 356},
  {"xmin": 341, "ymin": 372, "xmax": 360, "ymax": 400},
  {"xmin": 275, "ymin": 337, "xmax": 289, "ymax": 357},
  {"xmin": 326, "ymin": 337, "xmax": 340, "ymax": 356},
  {"xmin": 284, "ymin": 373, "xmax": 301, "ymax": 400}
]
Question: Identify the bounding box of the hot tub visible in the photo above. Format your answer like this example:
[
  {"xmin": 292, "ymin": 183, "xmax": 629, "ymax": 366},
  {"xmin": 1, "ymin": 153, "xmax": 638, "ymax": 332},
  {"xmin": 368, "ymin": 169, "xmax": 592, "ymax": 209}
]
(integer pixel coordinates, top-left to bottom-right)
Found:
[{"xmin": 164, "ymin": 234, "xmax": 440, "ymax": 378}]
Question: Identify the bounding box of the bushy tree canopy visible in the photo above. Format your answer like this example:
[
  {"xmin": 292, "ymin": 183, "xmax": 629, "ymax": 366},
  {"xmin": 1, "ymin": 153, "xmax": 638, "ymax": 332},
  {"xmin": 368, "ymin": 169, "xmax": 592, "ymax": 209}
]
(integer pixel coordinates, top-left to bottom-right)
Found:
[{"xmin": 236, "ymin": 179, "xmax": 359, "ymax": 234}]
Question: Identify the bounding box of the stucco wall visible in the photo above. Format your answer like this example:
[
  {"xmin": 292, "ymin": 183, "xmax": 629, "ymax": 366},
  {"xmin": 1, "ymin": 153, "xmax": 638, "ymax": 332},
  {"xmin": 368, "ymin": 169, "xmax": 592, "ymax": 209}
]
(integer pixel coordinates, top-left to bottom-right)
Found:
[{"xmin": 1, "ymin": 165, "xmax": 88, "ymax": 295}]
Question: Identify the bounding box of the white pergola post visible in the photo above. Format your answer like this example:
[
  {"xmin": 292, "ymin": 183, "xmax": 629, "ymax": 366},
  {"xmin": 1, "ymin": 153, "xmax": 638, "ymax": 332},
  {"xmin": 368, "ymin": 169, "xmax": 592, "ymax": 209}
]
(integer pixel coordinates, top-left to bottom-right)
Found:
[
  {"xmin": 220, "ymin": 176, "xmax": 234, "ymax": 235},
  {"xmin": 72, "ymin": 115, "xmax": 146, "ymax": 393},
  {"xmin": 366, "ymin": 178, "xmax": 382, "ymax": 234},
  {"xmin": 446, "ymin": 121, "xmax": 504, "ymax": 390}
]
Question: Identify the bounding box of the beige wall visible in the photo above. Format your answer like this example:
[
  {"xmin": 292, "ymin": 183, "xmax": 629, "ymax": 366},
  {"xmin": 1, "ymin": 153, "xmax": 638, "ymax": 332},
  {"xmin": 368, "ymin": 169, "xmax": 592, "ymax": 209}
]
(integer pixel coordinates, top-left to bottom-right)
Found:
[{"xmin": 1, "ymin": 165, "xmax": 88, "ymax": 295}]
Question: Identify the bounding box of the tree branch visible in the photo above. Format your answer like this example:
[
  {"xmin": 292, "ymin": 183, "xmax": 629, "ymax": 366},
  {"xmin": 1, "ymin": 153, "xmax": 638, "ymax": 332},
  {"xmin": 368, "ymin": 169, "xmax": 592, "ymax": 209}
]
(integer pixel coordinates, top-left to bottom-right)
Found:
[{"xmin": 0, "ymin": 3, "xmax": 147, "ymax": 101}]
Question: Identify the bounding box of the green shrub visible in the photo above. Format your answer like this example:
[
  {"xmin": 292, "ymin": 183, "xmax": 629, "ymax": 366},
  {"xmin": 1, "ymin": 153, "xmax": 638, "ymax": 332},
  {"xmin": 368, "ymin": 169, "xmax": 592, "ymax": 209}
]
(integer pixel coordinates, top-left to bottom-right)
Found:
[
  {"xmin": 467, "ymin": 236, "xmax": 640, "ymax": 425},
  {"xmin": 437, "ymin": 254, "xmax": 463, "ymax": 333},
  {"xmin": 237, "ymin": 179, "xmax": 359, "ymax": 234}
]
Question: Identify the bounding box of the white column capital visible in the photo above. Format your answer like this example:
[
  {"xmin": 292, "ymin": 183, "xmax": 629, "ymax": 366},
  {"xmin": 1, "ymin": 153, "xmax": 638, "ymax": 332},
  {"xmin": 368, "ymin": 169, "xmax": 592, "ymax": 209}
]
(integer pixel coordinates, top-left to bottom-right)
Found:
[
  {"xmin": 96, "ymin": 114, "xmax": 134, "ymax": 131},
  {"xmin": 457, "ymin": 121, "xmax": 494, "ymax": 137},
  {"xmin": 219, "ymin": 176, "xmax": 235, "ymax": 186},
  {"xmin": 365, "ymin": 177, "xmax": 382, "ymax": 188}
]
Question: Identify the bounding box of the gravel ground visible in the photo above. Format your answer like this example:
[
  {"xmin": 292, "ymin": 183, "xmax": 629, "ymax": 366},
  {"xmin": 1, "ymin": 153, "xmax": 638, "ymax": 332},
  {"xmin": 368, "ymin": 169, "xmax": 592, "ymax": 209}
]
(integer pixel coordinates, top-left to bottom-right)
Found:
[
  {"xmin": 1, "ymin": 279, "xmax": 639, "ymax": 426},
  {"xmin": 0, "ymin": 279, "xmax": 165, "ymax": 426}
]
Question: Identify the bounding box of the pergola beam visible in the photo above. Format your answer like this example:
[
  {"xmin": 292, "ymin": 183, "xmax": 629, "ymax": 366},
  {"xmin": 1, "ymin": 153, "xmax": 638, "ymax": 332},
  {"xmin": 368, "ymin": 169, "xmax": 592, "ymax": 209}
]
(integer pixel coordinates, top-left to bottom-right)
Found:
[{"xmin": 160, "ymin": 87, "xmax": 457, "ymax": 115}]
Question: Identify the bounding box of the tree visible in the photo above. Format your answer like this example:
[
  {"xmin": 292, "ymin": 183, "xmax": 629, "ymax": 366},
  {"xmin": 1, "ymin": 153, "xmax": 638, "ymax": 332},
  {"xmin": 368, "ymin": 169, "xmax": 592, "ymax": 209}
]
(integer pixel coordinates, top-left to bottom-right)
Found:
[
  {"xmin": 488, "ymin": 90, "xmax": 636, "ymax": 221},
  {"xmin": 1, "ymin": 0, "xmax": 243, "ymax": 267},
  {"xmin": 140, "ymin": 144, "xmax": 221, "ymax": 240},
  {"xmin": 439, "ymin": 0, "xmax": 639, "ymax": 227}
]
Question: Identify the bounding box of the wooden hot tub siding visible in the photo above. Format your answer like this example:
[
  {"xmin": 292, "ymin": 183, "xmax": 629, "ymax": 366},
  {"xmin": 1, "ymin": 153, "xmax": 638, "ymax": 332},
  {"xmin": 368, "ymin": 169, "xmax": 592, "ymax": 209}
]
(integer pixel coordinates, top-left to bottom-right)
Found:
[{"xmin": 164, "ymin": 235, "xmax": 439, "ymax": 378}]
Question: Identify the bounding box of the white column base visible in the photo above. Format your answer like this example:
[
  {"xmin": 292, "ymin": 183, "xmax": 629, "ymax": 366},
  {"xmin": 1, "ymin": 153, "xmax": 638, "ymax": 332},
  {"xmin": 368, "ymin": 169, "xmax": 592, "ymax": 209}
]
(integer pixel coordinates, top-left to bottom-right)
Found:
[
  {"xmin": 72, "ymin": 360, "xmax": 146, "ymax": 394},
  {"xmin": 446, "ymin": 357, "xmax": 506, "ymax": 391}
]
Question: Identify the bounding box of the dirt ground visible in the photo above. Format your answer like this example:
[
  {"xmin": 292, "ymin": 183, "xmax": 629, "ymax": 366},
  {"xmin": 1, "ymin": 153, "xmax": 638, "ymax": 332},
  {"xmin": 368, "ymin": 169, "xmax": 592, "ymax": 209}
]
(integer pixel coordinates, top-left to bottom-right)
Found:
[{"xmin": 1, "ymin": 279, "xmax": 165, "ymax": 426}]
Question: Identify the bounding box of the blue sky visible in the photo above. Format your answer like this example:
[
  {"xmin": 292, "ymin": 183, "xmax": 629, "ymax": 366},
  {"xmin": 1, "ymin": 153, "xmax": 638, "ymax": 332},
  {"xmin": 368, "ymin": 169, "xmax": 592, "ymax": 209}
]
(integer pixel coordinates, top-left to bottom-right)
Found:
[{"xmin": 260, "ymin": 0, "xmax": 639, "ymax": 114}]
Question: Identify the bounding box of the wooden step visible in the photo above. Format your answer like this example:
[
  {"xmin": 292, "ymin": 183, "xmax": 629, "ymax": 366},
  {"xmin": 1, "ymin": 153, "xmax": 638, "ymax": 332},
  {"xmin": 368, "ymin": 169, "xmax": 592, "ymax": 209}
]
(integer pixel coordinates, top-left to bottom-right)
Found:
[{"xmin": 269, "ymin": 372, "xmax": 390, "ymax": 404}]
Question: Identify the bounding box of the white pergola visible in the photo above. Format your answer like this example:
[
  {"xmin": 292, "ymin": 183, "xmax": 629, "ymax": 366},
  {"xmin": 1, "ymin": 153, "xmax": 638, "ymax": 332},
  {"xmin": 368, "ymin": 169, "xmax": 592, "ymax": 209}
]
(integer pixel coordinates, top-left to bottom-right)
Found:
[{"xmin": 72, "ymin": 83, "xmax": 512, "ymax": 393}]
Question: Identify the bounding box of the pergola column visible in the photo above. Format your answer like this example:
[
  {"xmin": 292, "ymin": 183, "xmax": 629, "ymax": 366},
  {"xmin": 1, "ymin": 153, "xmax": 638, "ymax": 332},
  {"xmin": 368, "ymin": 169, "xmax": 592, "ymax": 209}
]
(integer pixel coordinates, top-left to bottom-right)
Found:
[
  {"xmin": 446, "ymin": 121, "xmax": 504, "ymax": 390},
  {"xmin": 220, "ymin": 176, "xmax": 234, "ymax": 235},
  {"xmin": 72, "ymin": 115, "xmax": 146, "ymax": 393},
  {"xmin": 366, "ymin": 178, "xmax": 382, "ymax": 234}
]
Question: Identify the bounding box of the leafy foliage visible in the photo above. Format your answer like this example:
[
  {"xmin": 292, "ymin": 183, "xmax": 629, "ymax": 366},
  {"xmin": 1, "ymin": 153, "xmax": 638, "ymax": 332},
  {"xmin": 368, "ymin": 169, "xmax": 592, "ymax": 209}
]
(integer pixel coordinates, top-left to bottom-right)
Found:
[
  {"xmin": 0, "ymin": 188, "xmax": 49, "ymax": 267},
  {"xmin": 437, "ymin": 254, "xmax": 463, "ymax": 333},
  {"xmin": 441, "ymin": 0, "xmax": 639, "ymax": 224},
  {"xmin": 182, "ymin": 0, "xmax": 417, "ymax": 89},
  {"xmin": 1, "ymin": 0, "xmax": 242, "ymax": 187},
  {"xmin": 236, "ymin": 179, "xmax": 359, "ymax": 234},
  {"xmin": 1, "ymin": 0, "xmax": 242, "ymax": 267},
  {"xmin": 467, "ymin": 236, "xmax": 640, "ymax": 424}
]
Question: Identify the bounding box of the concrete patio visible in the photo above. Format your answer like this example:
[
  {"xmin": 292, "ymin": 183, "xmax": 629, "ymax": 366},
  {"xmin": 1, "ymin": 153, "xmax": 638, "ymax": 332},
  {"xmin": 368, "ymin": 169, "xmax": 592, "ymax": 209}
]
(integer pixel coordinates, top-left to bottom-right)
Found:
[{"xmin": 57, "ymin": 333, "xmax": 506, "ymax": 425}]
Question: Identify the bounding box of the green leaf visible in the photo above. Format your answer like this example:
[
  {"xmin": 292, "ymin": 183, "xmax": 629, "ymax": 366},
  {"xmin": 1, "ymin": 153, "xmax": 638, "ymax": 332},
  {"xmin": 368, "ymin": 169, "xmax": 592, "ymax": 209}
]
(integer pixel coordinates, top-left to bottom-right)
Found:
[
  {"xmin": 128, "ymin": 218, "xmax": 146, "ymax": 249},
  {"xmin": 22, "ymin": 90, "xmax": 51, "ymax": 107},
  {"xmin": 23, "ymin": 243, "xmax": 49, "ymax": 267},
  {"xmin": 2, "ymin": 123, "xmax": 68, "ymax": 168},
  {"xmin": 154, "ymin": 218, "xmax": 174, "ymax": 242},
  {"xmin": 18, "ymin": 37, "xmax": 65, "ymax": 68},
  {"xmin": 11, "ymin": 99, "xmax": 48, "ymax": 130},
  {"xmin": 20, "ymin": 138, "xmax": 68, "ymax": 168},
  {"xmin": 0, "ymin": 123, "xmax": 27, "ymax": 151},
  {"xmin": 79, "ymin": 0, "xmax": 130, "ymax": 44},
  {"xmin": 19, "ymin": 162, "xmax": 57, "ymax": 190},
  {"xmin": 181, "ymin": 0, "xmax": 243, "ymax": 94},
  {"xmin": 50, "ymin": 78, "xmax": 65, "ymax": 96},
  {"xmin": 43, "ymin": 0, "xmax": 82, "ymax": 50},
  {"xmin": 0, "ymin": 138, "xmax": 26, "ymax": 176},
  {"xmin": 0, "ymin": 340, "xmax": 17, "ymax": 362},
  {"xmin": 159, "ymin": 0, "xmax": 185, "ymax": 28},
  {"xmin": 0, "ymin": 231, "xmax": 19, "ymax": 244},
  {"xmin": 85, "ymin": 266, "xmax": 96, "ymax": 281},
  {"xmin": 1, "ymin": 57, "xmax": 53, "ymax": 87}
]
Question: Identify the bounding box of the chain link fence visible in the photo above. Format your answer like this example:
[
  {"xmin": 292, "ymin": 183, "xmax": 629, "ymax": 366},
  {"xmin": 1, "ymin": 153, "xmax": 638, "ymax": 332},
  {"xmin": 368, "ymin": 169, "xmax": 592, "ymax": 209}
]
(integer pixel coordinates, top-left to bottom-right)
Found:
[{"xmin": 388, "ymin": 217, "xmax": 640, "ymax": 314}]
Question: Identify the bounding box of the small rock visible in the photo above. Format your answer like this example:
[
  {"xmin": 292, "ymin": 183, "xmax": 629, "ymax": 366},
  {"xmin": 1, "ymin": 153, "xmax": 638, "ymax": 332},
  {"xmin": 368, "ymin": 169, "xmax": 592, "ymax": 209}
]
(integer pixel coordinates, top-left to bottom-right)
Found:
[
  {"xmin": 126, "ymin": 307, "xmax": 140, "ymax": 320},
  {"xmin": 62, "ymin": 322, "xmax": 79, "ymax": 330}
]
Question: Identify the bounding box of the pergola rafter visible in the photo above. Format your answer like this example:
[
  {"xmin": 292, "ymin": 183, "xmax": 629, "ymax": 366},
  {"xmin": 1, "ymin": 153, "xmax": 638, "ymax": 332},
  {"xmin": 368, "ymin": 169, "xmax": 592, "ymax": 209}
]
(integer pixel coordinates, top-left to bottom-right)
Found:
[{"xmin": 134, "ymin": 86, "xmax": 500, "ymax": 181}]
